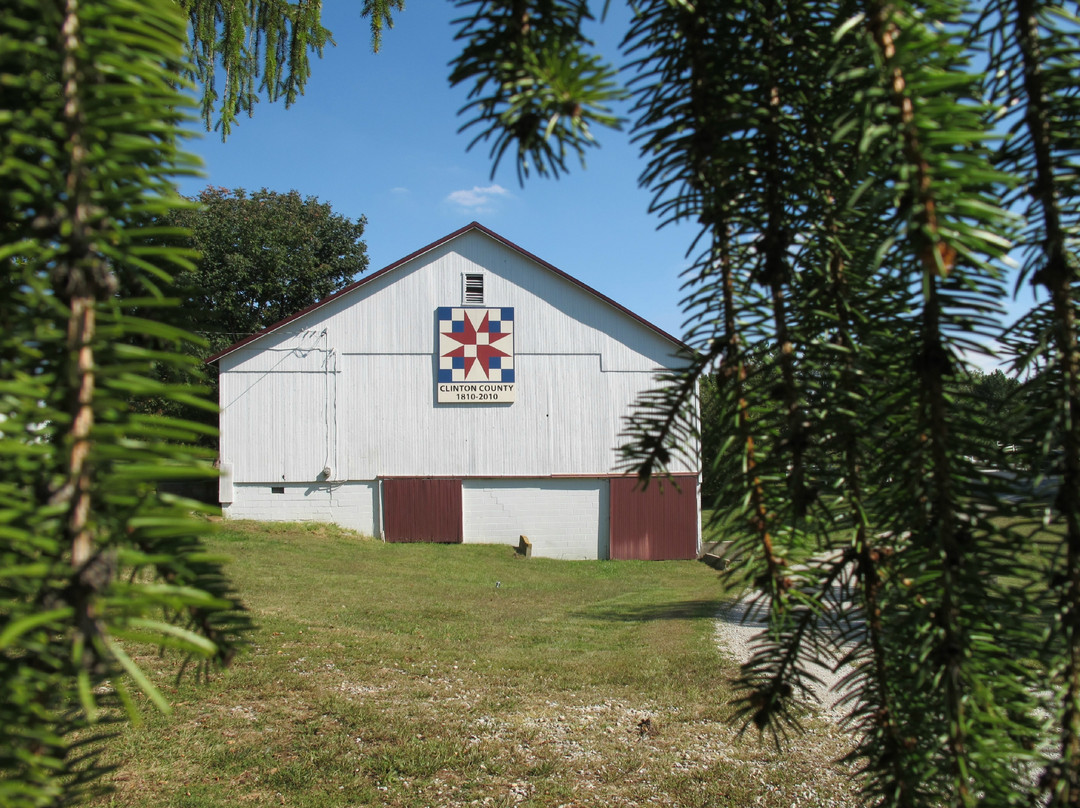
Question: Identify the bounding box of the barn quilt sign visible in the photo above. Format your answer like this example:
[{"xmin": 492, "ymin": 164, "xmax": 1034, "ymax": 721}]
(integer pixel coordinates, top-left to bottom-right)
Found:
[{"xmin": 436, "ymin": 307, "xmax": 515, "ymax": 403}]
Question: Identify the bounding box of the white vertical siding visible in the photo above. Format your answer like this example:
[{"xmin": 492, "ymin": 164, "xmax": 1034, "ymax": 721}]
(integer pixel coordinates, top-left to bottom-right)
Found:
[
  {"xmin": 462, "ymin": 478, "xmax": 609, "ymax": 560},
  {"xmin": 220, "ymin": 343, "xmax": 340, "ymax": 484},
  {"xmin": 220, "ymin": 231, "xmax": 681, "ymax": 372},
  {"xmin": 223, "ymin": 482, "xmax": 379, "ymax": 534},
  {"xmin": 219, "ymin": 462, "xmax": 234, "ymax": 504},
  {"xmin": 332, "ymin": 353, "xmax": 668, "ymax": 480},
  {"xmin": 218, "ymin": 228, "xmax": 697, "ymax": 487},
  {"xmin": 222, "ymin": 349, "xmax": 685, "ymax": 482}
]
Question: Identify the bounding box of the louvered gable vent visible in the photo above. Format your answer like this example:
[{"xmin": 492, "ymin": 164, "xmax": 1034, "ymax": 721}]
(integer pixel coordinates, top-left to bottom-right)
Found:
[{"xmin": 463, "ymin": 272, "xmax": 484, "ymax": 305}]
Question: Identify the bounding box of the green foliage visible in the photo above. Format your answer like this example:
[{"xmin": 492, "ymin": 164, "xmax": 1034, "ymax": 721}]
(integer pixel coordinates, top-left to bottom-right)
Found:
[
  {"xmin": 160, "ymin": 186, "xmax": 369, "ymax": 353},
  {"xmin": 138, "ymin": 186, "xmax": 367, "ymax": 440},
  {"xmin": 449, "ymin": 0, "xmax": 626, "ymax": 181},
  {"xmin": 450, "ymin": 0, "xmax": 1080, "ymax": 804},
  {"xmin": 0, "ymin": 0, "xmax": 250, "ymax": 804},
  {"xmin": 702, "ymin": 365, "xmax": 1026, "ymax": 500},
  {"xmin": 181, "ymin": 0, "xmax": 406, "ymax": 135}
]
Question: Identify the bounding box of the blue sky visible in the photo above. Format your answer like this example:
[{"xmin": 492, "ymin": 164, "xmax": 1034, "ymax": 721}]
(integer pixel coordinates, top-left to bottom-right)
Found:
[
  {"xmin": 177, "ymin": 3, "xmax": 696, "ymax": 341},
  {"xmin": 177, "ymin": 3, "xmax": 1035, "ymax": 365}
]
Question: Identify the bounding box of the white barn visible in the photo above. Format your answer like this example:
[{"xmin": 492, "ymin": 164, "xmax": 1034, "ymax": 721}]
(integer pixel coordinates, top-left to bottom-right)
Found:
[{"xmin": 211, "ymin": 223, "xmax": 699, "ymax": 560}]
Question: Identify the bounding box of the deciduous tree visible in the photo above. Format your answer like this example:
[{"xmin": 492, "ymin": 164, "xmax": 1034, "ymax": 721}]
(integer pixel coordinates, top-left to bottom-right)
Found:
[
  {"xmin": 162, "ymin": 186, "xmax": 368, "ymax": 354},
  {"xmin": 141, "ymin": 186, "xmax": 367, "ymax": 443}
]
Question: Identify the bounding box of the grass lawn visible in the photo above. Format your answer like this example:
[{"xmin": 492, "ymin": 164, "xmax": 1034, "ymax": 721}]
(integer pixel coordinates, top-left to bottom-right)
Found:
[{"xmin": 88, "ymin": 521, "xmax": 856, "ymax": 808}]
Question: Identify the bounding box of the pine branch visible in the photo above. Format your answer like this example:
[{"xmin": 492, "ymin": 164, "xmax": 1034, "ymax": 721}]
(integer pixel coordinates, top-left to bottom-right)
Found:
[
  {"xmin": 55, "ymin": 0, "xmax": 114, "ymax": 680},
  {"xmin": 1, "ymin": 0, "xmax": 252, "ymax": 799},
  {"xmin": 1010, "ymin": 0, "xmax": 1080, "ymax": 800}
]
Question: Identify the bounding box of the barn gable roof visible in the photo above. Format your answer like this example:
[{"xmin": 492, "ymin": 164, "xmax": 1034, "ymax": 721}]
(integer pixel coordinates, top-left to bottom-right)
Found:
[{"xmin": 206, "ymin": 222, "xmax": 684, "ymax": 363}]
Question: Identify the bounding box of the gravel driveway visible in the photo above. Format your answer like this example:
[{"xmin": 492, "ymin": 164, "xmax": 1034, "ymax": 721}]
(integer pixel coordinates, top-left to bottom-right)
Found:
[{"xmin": 715, "ymin": 593, "xmax": 857, "ymax": 720}]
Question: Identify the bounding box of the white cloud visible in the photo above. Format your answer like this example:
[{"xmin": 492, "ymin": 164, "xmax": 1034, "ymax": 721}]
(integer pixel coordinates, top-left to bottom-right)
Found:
[
  {"xmin": 390, "ymin": 186, "xmax": 410, "ymax": 195},
  {"xmin": 446, "ymin": 184, "xmax": 510, "ymax": 212}
]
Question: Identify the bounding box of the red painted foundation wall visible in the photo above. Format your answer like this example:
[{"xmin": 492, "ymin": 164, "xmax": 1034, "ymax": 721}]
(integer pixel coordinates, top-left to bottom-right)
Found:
[
  {"xmin": 609, "ymin": 475, "xmax": 699, "ymax": 560},
  {"xmin": 382, "ymin": 478, "xmax": 463, "ymax": 543}
]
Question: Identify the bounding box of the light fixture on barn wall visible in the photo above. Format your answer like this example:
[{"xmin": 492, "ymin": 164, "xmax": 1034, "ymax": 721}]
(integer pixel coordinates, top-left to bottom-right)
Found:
[{"xmin": 321, "ymin": 466, "xmax": 332, "ymax": 480}]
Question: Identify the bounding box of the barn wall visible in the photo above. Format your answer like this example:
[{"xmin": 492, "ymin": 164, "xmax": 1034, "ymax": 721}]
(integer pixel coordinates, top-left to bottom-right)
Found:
[
  {"xmin": 223, "ymin": 481, "xmax": 379, "ymax": 534},
  {"xmin": 383, "ymin": 478, "xmax": 462, "ymax": 543},
  {"xmin": 216, "ymin": 228, "xmax": 701, "ymax": 557},
  {"xmin": 220, "ymin": 232, "xmax": 679, "ymax": 373},
  {"xmin": 609, "ymin": 475, "xmax": 700, "ymax": 561},
  {"xmin": 219, "ymin": 347, "xmax": 339, "ymax": 484},
  {"xmin": 329, "ymin": 353, "xmax": 675, "ymax": 480},
  {"xmin": 462, "ymin": 478, "xmax": 609, "ymax": 560},
  {"xmin": 221, "ymin": 351, "xmax": 668, "ymax": 482}
]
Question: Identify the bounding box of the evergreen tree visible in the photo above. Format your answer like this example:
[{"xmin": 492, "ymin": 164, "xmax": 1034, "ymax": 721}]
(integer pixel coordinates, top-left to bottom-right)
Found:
[
  {"xmin": 0, "ymin": 1, "xmax": 393, "ymax": 802},
  {"xmin": 5, "ymin": 0, "xmax": 1078, "ymax": 804},
  {"xmin": 183, "ymin": 0, "xmax": 406, "ymax": 135},
  {"xmin": 448, "ymin": 0, "xmax": 1080, "ymax": 804},
  {"xmin": 0, "ymin": 1, "xmax": 253, "ymax": 804}
]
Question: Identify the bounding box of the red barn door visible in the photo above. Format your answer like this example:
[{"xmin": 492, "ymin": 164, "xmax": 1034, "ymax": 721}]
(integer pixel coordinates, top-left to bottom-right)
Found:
[
  {"xmin": 609, "ymin": 475, "xmax": 698, "ymax": 560},
  {"xmin": 382, "ymin": 478, "xmax": 462, "ymax": 543}
]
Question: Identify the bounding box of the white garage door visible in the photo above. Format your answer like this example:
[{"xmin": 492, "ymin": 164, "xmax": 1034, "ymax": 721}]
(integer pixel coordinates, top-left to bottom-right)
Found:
[{"xmin": 462, "ymin": 478, "xmax": 609, "ymax": 560}]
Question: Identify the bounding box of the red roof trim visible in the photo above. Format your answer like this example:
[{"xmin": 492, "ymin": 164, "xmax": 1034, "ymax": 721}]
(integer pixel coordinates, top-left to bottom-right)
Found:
[{"xmin": 206, "ymin": 222, "xmax": 686, "ymax": 363}]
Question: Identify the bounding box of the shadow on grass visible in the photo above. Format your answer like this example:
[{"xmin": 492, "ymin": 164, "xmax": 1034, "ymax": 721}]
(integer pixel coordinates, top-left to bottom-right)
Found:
[{"xmin": 576, "ymin": 599, "xmax": 723, "ymax": 623}]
